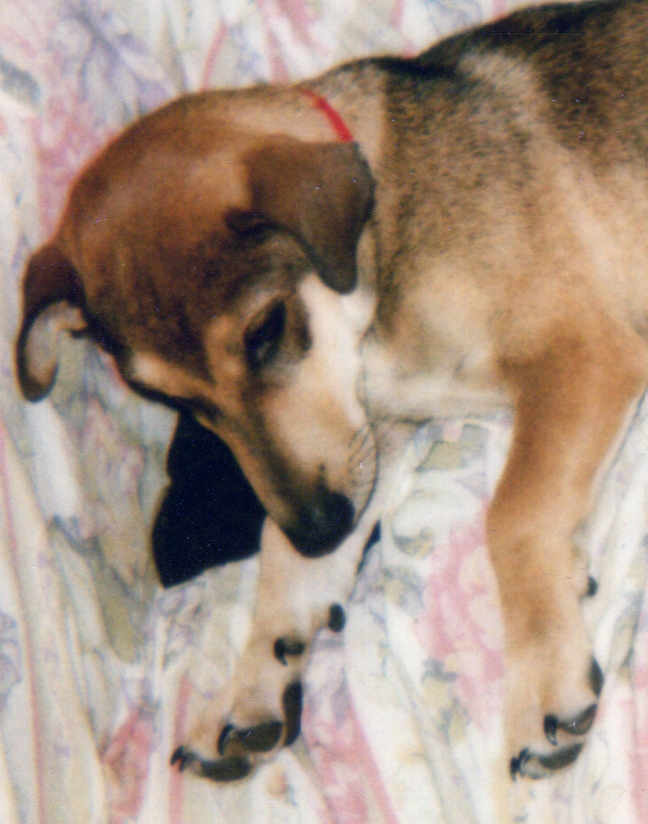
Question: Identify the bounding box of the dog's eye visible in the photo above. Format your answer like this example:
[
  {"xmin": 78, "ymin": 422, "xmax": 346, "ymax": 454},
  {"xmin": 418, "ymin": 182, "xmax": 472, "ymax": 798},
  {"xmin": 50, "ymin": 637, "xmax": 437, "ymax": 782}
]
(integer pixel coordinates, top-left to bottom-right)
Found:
[{"xmin": 245, "ymin": 302, "xmax": 286, "ymax": 369}]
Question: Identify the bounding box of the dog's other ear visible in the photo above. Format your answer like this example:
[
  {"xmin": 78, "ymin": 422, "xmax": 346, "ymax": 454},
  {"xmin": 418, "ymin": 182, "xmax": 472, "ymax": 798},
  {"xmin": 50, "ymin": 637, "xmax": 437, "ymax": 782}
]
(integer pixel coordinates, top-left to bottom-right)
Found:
[
  {"xmin": 16, "ymin": 243, "xmax": 87, "ymax": 402},
  {"xmin": 242, "ymin": 139, "xmax": 374, "ymax": 293}
]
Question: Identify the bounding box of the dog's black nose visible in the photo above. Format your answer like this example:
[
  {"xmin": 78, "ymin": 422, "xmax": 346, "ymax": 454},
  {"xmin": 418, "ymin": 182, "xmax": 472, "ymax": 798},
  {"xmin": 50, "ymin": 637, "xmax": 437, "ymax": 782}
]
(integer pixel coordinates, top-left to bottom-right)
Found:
[{"xmin": 285, "ymin": 492, "xmax": 355, "ymax": 557}]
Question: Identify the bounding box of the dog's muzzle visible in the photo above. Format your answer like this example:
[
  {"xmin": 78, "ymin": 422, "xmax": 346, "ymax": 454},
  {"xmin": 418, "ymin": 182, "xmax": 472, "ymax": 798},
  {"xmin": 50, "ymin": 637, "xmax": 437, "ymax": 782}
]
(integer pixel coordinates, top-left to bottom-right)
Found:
[{"xmin": 284, "ymin": 492, "xmax": 355, "ymax": 557}]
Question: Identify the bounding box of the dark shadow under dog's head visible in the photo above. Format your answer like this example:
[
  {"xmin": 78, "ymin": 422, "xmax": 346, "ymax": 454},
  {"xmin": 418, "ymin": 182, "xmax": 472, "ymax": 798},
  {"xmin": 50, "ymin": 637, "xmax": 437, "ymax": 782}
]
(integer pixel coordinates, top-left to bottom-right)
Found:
[{"xmin": 15, "ymin": 92, "xmax": 377, "ymax": 556}]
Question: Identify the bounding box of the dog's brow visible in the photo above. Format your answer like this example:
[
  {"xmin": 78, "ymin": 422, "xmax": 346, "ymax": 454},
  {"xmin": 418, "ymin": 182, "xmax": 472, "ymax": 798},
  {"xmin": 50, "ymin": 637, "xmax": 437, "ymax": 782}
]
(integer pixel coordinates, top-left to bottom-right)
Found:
[{"xmin": 129, "ymin": 351, "xmax": 216, "ymax": 399}]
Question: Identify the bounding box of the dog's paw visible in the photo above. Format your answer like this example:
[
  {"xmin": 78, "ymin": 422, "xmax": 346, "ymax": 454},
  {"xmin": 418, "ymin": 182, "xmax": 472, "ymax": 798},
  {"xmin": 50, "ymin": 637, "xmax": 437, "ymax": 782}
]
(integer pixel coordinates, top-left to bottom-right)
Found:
[
  {"xmin": 506, "ymin": 636, "xmax": 603, "ymax": 780},
  {"xmin": 170, "ymin": 603, "xmax": 338, "ymax": 781},
  {"xmin": 171, "ymin": 679, "xmax": 303, "ymax": 780},
  {"xmin": 170, "ymin": 513, "xmax": 374, "ymax": 782}
]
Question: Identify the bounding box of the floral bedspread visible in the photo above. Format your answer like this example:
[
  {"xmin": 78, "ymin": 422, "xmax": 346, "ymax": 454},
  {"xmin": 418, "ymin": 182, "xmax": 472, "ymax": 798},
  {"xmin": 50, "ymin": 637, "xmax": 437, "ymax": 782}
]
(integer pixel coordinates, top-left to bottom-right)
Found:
[{"xmin": 0, "ymin": 1, "xmax": 647, "ymax": 822}]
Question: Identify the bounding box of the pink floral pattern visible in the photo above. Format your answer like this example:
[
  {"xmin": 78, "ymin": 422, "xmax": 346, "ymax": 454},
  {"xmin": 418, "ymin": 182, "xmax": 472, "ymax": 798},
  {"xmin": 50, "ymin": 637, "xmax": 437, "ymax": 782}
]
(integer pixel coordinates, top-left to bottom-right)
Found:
[{"xmin": 101, "ymin": 705, "xmax": 155, "ymax": 823}]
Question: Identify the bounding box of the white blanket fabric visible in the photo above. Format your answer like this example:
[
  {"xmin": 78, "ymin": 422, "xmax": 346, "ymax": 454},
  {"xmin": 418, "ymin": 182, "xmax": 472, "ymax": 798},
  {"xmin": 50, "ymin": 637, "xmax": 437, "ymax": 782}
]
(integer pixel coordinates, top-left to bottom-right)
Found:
[{"xmin": 1, "ymin": 1, "xmax": 647, "ymax": 821}]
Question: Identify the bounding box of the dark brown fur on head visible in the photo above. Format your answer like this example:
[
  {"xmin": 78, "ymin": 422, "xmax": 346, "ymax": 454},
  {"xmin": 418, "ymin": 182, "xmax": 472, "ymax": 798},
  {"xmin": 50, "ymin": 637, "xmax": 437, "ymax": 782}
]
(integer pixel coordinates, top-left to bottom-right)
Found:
[{"xmin": 17, "ymin": 106, "xmax": 373, "ymax": 398}]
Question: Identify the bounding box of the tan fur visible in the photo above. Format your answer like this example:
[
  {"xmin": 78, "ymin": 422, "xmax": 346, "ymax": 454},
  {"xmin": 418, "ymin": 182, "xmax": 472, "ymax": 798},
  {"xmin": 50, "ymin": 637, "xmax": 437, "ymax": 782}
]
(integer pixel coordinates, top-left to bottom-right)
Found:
[{"xmin": 15, "ymin": 0, "xmax": 648, "ymax": 779}]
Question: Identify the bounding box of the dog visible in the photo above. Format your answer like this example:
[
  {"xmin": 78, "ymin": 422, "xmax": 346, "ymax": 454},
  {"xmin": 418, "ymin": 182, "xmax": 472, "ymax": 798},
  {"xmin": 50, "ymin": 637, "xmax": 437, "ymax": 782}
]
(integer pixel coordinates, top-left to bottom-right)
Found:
[{"xmin": 15, "ymin": 0, "xmax": 648, "ymax": 781}]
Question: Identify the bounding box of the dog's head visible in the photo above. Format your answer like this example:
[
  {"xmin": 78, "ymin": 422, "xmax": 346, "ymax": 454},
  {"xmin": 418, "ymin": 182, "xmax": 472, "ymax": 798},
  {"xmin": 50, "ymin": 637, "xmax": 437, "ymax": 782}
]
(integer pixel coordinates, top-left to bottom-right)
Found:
[{"xmin": 16, "ymin": 94, "xmax": 377, "ymax": 556}]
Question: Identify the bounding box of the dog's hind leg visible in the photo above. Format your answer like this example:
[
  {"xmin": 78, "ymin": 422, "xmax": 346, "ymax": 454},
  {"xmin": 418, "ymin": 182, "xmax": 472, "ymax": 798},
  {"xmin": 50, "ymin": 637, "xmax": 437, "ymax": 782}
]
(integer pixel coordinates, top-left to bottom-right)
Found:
[
  {"xmin": 172, "ymin": 509, "xmax": 382, "ymax": 781},
  {"xmin": 487, "ymin": 323, "xmax": 648, "ymax": 779}
]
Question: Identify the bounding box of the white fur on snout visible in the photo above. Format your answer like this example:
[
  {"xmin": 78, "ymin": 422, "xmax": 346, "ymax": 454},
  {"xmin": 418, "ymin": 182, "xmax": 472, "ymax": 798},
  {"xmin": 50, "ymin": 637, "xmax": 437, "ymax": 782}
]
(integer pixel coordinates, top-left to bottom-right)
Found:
[
  {"xmin": 298, "ymin": 273, "xmax": 374, "ymax": 428},
  {"xmin": 268, "ymin": 274, "xmax": 377, "ymax": 507}
]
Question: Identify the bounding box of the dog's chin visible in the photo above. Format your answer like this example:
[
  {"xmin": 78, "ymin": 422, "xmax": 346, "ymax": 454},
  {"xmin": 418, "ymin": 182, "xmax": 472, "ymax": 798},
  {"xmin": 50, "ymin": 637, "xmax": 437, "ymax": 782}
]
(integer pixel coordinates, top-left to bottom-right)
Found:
[{"xmin": 283, "ymin": 492, "xmax": 356, "ymax": 557}]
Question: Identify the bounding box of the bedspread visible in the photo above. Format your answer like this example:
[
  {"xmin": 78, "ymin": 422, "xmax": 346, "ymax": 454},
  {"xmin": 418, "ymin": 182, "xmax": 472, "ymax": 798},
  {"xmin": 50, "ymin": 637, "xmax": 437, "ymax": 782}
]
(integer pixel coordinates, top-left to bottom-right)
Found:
[{"xmin": 1, "ymin": 1, "xmax": 647, "ymax": 822}]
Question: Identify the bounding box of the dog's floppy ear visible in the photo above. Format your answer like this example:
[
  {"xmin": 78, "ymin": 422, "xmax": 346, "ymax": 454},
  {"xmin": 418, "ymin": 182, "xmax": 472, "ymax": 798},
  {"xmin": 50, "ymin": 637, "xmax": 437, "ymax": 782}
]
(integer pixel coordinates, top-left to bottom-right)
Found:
[
  {"xmin": 241, "ymin": 139, "xmax": 374, "ymax": 293},
  {"xmin": 16, "ymin": 243, "xmax": 87, "ymax": 402}
]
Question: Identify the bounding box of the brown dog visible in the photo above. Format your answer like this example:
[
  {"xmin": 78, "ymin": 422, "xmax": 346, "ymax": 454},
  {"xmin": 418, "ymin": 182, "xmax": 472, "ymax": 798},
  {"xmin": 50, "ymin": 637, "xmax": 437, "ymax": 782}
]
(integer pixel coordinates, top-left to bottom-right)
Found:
[{"xmin": 15, "ymin": 0, "xmax": 648, "ymax": 781}]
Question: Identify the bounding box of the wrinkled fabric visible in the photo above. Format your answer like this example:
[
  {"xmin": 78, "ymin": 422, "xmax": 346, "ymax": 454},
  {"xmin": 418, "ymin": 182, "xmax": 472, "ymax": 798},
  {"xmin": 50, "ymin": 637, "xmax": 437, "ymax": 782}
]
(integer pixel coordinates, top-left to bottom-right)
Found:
[{"xmin": 0, "ymin": 1, "xmax": 646, "ymax": 821}]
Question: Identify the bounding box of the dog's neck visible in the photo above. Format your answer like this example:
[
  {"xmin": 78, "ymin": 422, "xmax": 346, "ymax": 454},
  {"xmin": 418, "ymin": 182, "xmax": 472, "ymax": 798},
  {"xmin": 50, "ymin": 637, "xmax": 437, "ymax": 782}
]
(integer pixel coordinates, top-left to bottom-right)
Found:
[
  {"xmin": 300, "ymin": 88, "xmax": 355, "ymax": 142},
  {"xmin": 302, "ymin": 67, "xmax": 386, "ymax": 165}
]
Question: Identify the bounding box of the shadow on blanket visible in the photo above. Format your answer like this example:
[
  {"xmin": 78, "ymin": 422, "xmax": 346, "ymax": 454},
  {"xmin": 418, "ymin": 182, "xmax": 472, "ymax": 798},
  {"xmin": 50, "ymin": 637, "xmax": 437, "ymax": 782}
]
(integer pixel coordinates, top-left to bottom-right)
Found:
[{"xmin": 153, "ymin": 414, "xmax": 266, "ymax": 587}]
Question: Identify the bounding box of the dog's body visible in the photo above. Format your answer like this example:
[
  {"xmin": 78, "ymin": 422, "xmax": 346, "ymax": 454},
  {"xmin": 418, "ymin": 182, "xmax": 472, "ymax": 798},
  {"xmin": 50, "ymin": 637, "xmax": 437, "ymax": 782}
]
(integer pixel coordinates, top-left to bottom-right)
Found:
[{"xmin": 16, "ymin": 0, "xmax": 648, "ymax": 780}]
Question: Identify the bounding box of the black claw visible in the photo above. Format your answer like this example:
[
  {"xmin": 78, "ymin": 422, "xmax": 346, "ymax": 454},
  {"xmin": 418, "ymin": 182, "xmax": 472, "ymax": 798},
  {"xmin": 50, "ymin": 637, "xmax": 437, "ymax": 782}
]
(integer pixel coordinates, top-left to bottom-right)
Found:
[
  {"xmin": 171, "ymin": 745, "xmax": 195, "ymax": 771},
  {"xmin": 236, "ymin": 721, "xmax": 284, "ymax": 753},
  {"xmin": 544, "ymin": 703, "xmax": 597, "ymax": 745},
  {"xmin": 537, "ymin": 742, "xmax": 582, "ymax": 772},
  {"xmin": 510, "ymin": 748, "xmax": 529, "ymax": 779},
  {"xmin": 218, "ymin": 720, "xmax": 284, "ymax": 755},
  {"xmin": 273, "ymin": 637, "xmax": 306, "ymax": 666},
  {"xmin": 565, "ymin": 703, "xmax": 597, "ymax": 736},
  {"xmin": 327, "ymin": 603, "xmax": 346, "ymax": 633},
  {"xmin": 587, "ymin": 576, "xmax": 598, "ymax": 597},
  {"xmin": 171, "ymin": 747, "xmax": 251, "ymax": 782},
  {"xmin": 589, "ymin": 658, "xmax": 604, "ymax": 697},
  {"xmin": 198, "ymin": 755, "xmax": 252, "ymax": 782},
  {"xmin": 544, "ymin": 714, "xmax": 558, "ymax": 746},
  {"xmin": 217, "ymin": 723, "xmax": 235, "ymax": 756},
  {"xmin": 511, "ymin": 742, "xmax": 583, "ymax": 780},
  {"xmin": 282, "ymin": 681, "xmax": 303, "ymax": 746}
]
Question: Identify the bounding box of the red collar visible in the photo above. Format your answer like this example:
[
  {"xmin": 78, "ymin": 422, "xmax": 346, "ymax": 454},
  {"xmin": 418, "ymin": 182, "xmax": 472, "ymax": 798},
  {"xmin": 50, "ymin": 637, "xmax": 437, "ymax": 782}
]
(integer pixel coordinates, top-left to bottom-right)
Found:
[{"xmin": 301, "ymin": 88, "xmax": 354, "ymax": 142}]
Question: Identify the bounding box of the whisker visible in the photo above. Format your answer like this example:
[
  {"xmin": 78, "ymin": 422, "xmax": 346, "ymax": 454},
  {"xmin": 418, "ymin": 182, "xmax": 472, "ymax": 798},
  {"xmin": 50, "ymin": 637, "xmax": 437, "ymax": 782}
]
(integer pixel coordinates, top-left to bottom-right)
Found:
[
  {"xmin": 349, "ymin": 437, "xmax": 375, "ymax": 466},
  {"xmin": 348, "ymin": 424, "xmax": 373, "ymax": 454},
  {"xmin": 349, "ymin": 434, "xmax": 377, "ymax": 472}
]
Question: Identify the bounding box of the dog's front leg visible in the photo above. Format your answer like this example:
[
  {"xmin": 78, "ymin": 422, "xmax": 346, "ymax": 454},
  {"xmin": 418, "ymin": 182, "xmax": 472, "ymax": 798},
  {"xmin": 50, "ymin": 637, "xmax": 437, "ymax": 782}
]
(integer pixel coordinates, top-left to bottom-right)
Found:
[
  {"xmin": 488, "ymin": 328, "xmax": 647, "ymax": 779},
  {"xmin": 172, "ymin": 510, "xmax": 380, "ymax": 781}
]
